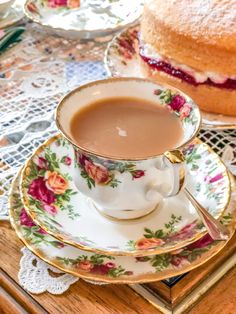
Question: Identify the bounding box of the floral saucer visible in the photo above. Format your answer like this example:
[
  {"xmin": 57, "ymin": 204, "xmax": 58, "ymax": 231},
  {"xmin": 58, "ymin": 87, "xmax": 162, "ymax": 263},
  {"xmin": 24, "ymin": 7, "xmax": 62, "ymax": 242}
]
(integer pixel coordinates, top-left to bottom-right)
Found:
[
  {"xmin": 24, "ymin": 0, "xmax": 143, "ymax": 40},
  {"xmin": 104, "ymin": 25, "xmax": 236, "ymax": 130},
  {"xmin": 0, "ymin": 2, "xmax": 24, "ymax": 29},
  {"xmin": 10, "ymin": 170, "xmax": 236, "ymax": 283},
  {"xmin": 20, "ymin": 135, "xmax": 230, "ymax": 256}
]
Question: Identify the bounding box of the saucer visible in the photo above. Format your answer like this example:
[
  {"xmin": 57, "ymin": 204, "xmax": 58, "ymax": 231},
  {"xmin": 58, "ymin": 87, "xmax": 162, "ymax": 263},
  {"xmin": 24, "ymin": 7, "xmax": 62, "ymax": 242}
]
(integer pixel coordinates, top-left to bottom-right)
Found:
[
  {"xmin": 104, "ymin": 25, "xmax": 236, "ymax": 130},
  {"xmin": 10, "ymin": 170, "xmax": 236, "ymax": 283},
  {"xmin": 20, "ymin": 135, "xmax": 230, "ymax": 256},
  {"xmin": 24, "ymin": 0, "xmax": 143, "ymax": 40},
  {"xmin": 0, "ymin": 2, "xmax": 24, "ymax": 29}
]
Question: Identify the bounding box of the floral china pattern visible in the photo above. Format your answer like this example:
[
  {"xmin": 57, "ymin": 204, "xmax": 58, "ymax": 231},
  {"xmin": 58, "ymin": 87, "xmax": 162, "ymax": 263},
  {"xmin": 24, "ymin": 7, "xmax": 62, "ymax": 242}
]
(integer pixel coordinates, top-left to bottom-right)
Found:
[
  {"xmin": 41, "ymin": 0, "xmax": 80, "ymax": 9},
  {"xmin": 10, "ymin": 172, "xmax": 235, "ymax": 282},
  {"xmin": 26, "ymin": 0, "xmax": 80, "ymax": 16},
  {"xmin": 57, "ymin": 255, "xmax": 133, "ymax": 277},
  {"xmin": 11, "ymin": 183, "xmax": 133, "ymax": 278},
  {"xmin": 135, "ymin": 216, "xmax": 232, "ymax": 272},
  {"xmin": 127, "ymin": 141, "xmax": 229, "ymax": 252},
  {"xmin": 113, "ymin": 27, "xmax": 138, "ymax": 61},
  {"xmin": 21, "ymin": 135, "xmax": 230, "ymax": 256},
  {"xmin": 127, "ymin": 215, "xmax": 203, "ymax": 251},
  {"xmin": 154, "ymin": 89, "xmax": 193, "ymax": 122},
  {"xmin": 14, "ymin": 191, "xmax": 64, "ymax": 248},
  {"xmin": 183, "ymin": 143, "xmax": 228, "ymax": 202},
  {"xmin": 76, "ymin": 152, "xmax": 145, "ymax": 189},
  {"xmin": 23, "ymin": 144, "xmax": 79, "ymax": 229}
]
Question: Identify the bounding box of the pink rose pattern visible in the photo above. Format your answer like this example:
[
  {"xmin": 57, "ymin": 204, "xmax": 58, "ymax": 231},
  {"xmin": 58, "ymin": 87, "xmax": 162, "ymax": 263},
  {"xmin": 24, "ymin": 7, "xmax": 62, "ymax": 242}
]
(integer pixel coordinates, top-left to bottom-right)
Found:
[
  {"xmin": 84, "ymin": 160, "xmax": 110, "ymax": 184},
  {"xmin": 76, "ymin": 152, "xmax": 145, "ymax": 189},
  {"xmin": 20, "ymin": 208, "xmax": 47, "ymax": 235},
  {"xmin": 168, "ymin": 220, "xmax": 199, "ymax": 242},
  {"xmin": 131, "ymin": 170, "xmax": 145, "ymax": 179},
  {"xmin": 28, "ymin": 177, "xmax": 56, "ymax": 205},
  {"xmin": 15, "ymin": 191, "xmax": 130, "ymax": 277},
  {"xmin": 26, "ymin": 149, "xmax": 77, "ymax": 219},
  {"xmin": 187, "ymin": 233, "xmax": 214, "ymax": 250},
  {"xmin": 36, "ymin": 156, "xmax": 48, "ymax": 170},
  {"xmin": 154, "ymin": 89, "xmax": 193, "ymax": 121},
  {"xmin": 58, "ymin": 255, "xmax": 134, "ymax": 277},
  {"xmin": 45, "ymin": 0, "xmax": 80, "ymax": 9},
  {"xmin": 19, "ymin": 208, "xmax": 64, "ymax": 247},
  {"xmin": 135, "ymin": 230, "xmax": 221, "ymax": 271},
  {"xmin": 169, "ymin": 94, "xmax": 186, "ymax": 111},
  {"xmin": 62, "ymin": 156, "xmax": 72, "ymax": 166},
  {"xmin": 42, "ymin": 204, "xmax": 58, "ymax": 215},
  {"xmin": 116, "ymin": 28, "xmax": 138, "ymax": 59},
  {"xmin": 131, "ymin": 216, "xmax": 203, "ymax": 251}
]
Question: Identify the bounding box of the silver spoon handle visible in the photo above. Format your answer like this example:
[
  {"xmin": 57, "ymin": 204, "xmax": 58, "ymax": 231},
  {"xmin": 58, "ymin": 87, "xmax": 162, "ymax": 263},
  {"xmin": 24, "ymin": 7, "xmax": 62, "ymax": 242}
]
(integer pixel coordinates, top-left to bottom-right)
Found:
[{"xmin": 184, "ymin": 188, "xmax": 230, "ymax": 241}]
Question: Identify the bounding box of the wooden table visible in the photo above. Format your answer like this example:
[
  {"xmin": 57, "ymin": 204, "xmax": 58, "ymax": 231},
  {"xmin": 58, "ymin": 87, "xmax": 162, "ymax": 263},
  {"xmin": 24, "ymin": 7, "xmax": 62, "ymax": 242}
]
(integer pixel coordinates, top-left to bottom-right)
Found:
[{"xmin": 1, "ymin": 220, "xmax": 235, "ymax": 313}]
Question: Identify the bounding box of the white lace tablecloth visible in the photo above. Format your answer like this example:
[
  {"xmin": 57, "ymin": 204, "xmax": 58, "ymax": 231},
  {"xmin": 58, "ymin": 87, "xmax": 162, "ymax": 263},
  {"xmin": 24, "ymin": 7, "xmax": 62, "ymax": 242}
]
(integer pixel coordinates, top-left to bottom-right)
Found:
[{"xmin": 1, "ymin": 22, "xmax": 236, "ymax": 294}]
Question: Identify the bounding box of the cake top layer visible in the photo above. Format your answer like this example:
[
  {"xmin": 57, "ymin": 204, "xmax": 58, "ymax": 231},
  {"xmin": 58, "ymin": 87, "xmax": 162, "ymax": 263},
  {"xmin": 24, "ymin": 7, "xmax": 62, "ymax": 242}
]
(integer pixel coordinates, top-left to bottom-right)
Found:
[{"xmin": 146, "ymin": 0, "xmax": 236, "ymax": 50}]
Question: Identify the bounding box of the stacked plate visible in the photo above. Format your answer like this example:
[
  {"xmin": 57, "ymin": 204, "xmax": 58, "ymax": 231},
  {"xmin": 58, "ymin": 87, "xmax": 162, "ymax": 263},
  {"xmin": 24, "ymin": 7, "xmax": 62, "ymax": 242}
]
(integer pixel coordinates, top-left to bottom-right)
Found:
[{"xmin": 9, "ymin": 132, "xmax": 236, "ymax": 284}]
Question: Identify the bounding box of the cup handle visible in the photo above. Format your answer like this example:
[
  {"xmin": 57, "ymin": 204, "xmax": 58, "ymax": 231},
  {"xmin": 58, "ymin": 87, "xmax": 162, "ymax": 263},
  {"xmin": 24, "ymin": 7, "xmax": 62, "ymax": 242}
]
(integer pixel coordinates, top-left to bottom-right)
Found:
[{"xmin": 163, "ymin": 150, "xmax": 185, "ymax": 197}]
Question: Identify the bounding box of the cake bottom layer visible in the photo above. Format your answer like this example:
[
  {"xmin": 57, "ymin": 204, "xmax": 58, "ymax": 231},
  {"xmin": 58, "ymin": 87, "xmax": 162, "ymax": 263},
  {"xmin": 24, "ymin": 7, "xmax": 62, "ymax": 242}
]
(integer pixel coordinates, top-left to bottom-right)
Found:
[{"xmin": 140, "ymin": 59, "xmax": 236, "ymax": 116}]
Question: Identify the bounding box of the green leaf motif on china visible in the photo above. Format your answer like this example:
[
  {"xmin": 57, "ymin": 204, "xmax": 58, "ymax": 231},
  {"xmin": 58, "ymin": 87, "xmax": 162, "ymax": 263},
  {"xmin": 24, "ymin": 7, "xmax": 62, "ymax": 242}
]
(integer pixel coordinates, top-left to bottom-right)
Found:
[
  {"xmin": 76, "ymin": 153, "xmax": 145, "ymax": 189},
  {"xmin": 56, "ymin": 254, "xmax": 133, "ymax": 278},
  {"xmin": 158, "ymin": 89, "xmax": 173, "ymax": 104},
  {"xmin": 220, "ymin": 213, "xmax": 232, "ymax": 225},
  {"xmin": 150, "ymin": 254, "xmax": 171, "ymax": 272},
  {"xmin": 154, "ymin": 89, "xmax": 194, "ymax": 124},
  {"xmin": 25, "ymin": 146, "xmax": 78, "ymax": 221},
  {"xmin": 127, "ymin": 214, "xmax": 188, "ymax": 251},
  {"xmin": 137, "ymin": 214, "xmax": 232, "ymax": 272},
  {"xmin": 15, "ymin": 195, "xmax": 65, "ymax": 249},
  {"xmin": 44, "ymin": 147, "xmax": 60, "ymax": 171},
  {"xmin": 56, "ymin": 137, "xmax": 70, "ymax": 148}
]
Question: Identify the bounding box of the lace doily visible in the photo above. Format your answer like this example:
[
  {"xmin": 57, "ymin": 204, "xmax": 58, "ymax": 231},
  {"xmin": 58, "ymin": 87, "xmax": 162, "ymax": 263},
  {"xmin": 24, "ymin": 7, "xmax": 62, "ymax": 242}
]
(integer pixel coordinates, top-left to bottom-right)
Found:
[
  {"xmin": 19, "ymin": 247, "xmax": 79, "ymax": 294},
  {"xmin": 19, "ymin": 247, "xmax": 107, "ymax": 294}
]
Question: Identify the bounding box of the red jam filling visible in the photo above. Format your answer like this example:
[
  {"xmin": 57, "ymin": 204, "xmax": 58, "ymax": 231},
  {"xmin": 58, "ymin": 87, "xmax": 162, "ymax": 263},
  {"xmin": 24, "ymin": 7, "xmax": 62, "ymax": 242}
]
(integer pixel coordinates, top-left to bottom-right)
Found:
[{"xmin": 139, "ymin": 46, "xmax": 236, "ymax": 90}]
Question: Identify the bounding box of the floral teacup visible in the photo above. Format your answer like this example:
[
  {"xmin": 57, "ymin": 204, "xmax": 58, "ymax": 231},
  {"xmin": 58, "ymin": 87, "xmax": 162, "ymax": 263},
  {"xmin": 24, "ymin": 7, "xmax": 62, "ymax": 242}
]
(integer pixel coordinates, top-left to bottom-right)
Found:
[{"xmin": 56, "ymin": 78, "xmax": 201, "ymax": 219}]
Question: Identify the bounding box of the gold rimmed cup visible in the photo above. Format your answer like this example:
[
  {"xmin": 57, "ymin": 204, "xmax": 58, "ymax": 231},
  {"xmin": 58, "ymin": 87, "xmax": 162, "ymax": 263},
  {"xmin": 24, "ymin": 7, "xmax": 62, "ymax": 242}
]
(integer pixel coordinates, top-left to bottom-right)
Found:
[{"xmin": 56, "ymin": 77, "xmax": 201, "ymax": 220}]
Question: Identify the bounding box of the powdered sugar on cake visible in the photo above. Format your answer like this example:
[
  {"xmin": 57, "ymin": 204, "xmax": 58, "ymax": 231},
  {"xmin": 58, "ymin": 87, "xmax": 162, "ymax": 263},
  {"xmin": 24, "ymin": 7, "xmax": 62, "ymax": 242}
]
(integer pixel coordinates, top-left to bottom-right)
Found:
[{"xmin": 148, "ymin": 0, "xmax": 236, "ymax": 42}]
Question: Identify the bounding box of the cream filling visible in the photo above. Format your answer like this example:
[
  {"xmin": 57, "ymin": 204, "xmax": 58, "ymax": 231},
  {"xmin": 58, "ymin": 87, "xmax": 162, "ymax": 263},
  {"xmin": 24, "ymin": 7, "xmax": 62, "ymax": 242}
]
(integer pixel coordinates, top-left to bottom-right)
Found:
[{"xmin": 140, "ymin": 42, "xmax": 236, "ymax": 84}]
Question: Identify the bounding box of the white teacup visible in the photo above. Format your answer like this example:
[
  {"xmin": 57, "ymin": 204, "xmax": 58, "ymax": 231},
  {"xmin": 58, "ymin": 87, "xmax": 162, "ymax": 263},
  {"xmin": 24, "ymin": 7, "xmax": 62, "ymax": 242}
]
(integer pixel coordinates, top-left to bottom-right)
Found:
[
  {"xmin": 56, "ymin": 78, "xmax": 201, "ymax": 219},
  {"xmin": 0, "ymin": 0, "xmax": 14, "ymax": 18}
]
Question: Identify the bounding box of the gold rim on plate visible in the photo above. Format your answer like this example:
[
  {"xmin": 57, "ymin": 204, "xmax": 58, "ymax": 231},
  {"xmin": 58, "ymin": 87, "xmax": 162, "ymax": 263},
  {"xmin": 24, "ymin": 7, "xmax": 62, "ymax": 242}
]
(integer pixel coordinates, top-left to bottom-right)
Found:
[
  {"xmin": 19, "ymin": 134, "xmax": 231, "ymax": 257},
  {"xmin": 9, "ymin": 169, "xmax": 236, "ymax": 284}
]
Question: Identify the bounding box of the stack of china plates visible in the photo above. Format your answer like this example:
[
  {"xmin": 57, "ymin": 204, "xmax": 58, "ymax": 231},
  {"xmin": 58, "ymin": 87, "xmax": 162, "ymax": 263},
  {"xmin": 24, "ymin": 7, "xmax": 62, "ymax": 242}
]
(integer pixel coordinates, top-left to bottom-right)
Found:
[{"xmin": 9, "ymin": 133, "xmax": 236, "ymax": 284}]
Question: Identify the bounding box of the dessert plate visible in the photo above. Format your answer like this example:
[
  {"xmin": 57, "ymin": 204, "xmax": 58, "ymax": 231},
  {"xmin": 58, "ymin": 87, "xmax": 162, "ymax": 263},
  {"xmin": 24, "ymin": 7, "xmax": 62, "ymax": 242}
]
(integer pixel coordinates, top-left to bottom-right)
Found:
[
  {"xmin": 24, "ymin": 0, "xmax": 143, "ymax": 40},
  {"xmin": 104, "ymin": 25, "xmax": 236, "ymax": 130},
  {"xmin": 10, "ymin": 170, "xmax": 236, "ymax": 283},
  {"xmin": 20, "ymin": 135, "xmax": 230, "ymax": 256},
  {"xmin": 0, "ymin": 2, "xmax": 24, "ymax": 29}
]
